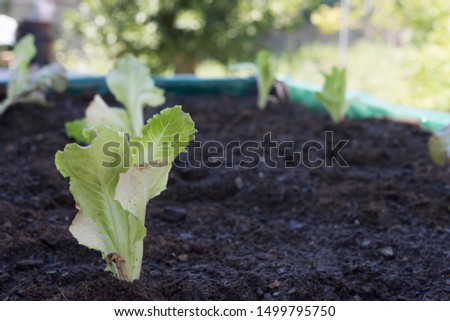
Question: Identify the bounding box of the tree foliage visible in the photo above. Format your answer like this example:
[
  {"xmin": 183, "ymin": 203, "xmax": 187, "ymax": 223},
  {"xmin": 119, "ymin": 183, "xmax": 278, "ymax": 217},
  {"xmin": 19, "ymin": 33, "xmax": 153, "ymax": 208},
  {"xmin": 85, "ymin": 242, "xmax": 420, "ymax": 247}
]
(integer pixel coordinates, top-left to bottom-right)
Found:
[{"xmin": 66, "ymin": 0, "xmax": 319, "ymax": 73}]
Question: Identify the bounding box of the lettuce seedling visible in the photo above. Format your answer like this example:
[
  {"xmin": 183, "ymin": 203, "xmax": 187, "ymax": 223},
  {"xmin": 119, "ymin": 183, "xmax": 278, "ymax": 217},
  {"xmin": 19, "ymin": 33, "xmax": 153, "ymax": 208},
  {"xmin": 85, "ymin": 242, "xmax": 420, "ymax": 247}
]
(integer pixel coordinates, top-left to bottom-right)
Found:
[
  {"xmin": 229, "ymin": 49, "xmax": 276, "ymax": 110},
  {"xmin": 255, "ymin": 50, "xmax": 276, "ymax": 110},
  {"xmin": 0, "ymin": 34, "xmax": 67, "ymax": 115},
  {"xmin": 56, "ymin": 106, "xmax": 196, "ymax": 281},
  {"xmin": 428, "ymin": 124, "xmax": 450, "ymax": 166},
  {"xmin": 316, "ymin": 66, "xmax": 348, "ymax": 123},
  {"xmin": 66, "ymin": 54, "xmax": 165, "ymax": 142}
]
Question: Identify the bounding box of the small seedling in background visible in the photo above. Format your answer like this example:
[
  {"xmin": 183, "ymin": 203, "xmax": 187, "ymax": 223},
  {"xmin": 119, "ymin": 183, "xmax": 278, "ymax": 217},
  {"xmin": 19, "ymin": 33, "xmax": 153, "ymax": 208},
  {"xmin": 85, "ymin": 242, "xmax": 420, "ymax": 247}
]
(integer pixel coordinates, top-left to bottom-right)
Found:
[
  {"xmin": 428, "ymin": 124, "xmax": 450, "ymax": 166},
  {"xmin": 428, "ymin": 124, "xmax": 450, "ymax": 211},
  {"xmin": 255, "ymin": 50, "xmax": 276, "ymax": 110},
  {"xmin": 229, "ymin": 49, "xmax": 276, "ymax": 110},
  {"xmin": 65, "ymin": 54, "xmax": 165, "ymax": 143},
  {"xmin": 316, "ymin": 66, "xmax": 348, "ymax": 123},
  {"xmin": 0, "ymin": 34, "xmax": 67, "ymax": 115}
]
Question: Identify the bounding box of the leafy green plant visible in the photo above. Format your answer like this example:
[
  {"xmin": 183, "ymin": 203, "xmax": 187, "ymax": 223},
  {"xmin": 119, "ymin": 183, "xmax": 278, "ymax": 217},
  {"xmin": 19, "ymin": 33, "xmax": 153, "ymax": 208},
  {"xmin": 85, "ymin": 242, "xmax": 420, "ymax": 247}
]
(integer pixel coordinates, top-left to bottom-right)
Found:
[
  {"xmin": 229, "ymin": 49, "xmax": 276, "ymax": 110},
  {"xmin": 428, "ymin": 124, "xmax": 450, "ymax": 166},
  {"xmin": 316, "ymin": 66, "xmax": 348, "ymax": 123},
  {"xmin": 255, "ymin": 50, "xmax": 276, "ymax": 110},
  {"xmin": 0, "ymin": 34, "xmax": 67, "ymax": 115},
  {"xmin": 58, "ymin": 53, "xmax": 195, "ymax": 281},
  {"xmin": 56, "ymin": 106, "xmax": 196, "ymax": 282},
  {"xmin": 66, "ymin": 54, "xmax": 165, "ymax": 142},
  {"xmin": 428, "ymin": 124, "xmax": 450, "ymax": 211}
]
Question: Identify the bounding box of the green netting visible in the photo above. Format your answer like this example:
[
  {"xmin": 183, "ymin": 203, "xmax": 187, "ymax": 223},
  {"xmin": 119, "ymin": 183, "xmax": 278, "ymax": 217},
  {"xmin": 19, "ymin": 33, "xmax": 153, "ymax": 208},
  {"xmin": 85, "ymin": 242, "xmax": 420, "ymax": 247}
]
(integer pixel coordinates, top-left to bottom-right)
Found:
[
  {"xmin": 2, "ymin": 73, "xmax": 449, "ymax": 132},
  {"xmin": 282, "ymin": 77, "xmax": 450, "ymax": 132},
  {"xmin": 65, "ymin": 75, "xmax": 257, "ymax": 97}
]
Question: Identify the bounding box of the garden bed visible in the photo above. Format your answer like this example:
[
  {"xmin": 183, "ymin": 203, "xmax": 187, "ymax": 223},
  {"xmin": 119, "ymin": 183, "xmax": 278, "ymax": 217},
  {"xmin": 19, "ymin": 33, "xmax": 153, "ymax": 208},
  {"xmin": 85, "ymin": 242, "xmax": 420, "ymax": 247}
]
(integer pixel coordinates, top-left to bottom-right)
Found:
[{"xmin": 0, "ymin": 92, "xmax": 449, "ymax": 300}]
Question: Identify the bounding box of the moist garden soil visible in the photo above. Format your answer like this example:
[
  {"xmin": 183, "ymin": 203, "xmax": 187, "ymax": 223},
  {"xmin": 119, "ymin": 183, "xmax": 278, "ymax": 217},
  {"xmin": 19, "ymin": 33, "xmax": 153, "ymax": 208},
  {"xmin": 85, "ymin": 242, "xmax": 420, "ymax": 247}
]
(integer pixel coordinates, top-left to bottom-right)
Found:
[{"xmin": 0, "ymin": 91, "xmax": 449, "ymax": 300}]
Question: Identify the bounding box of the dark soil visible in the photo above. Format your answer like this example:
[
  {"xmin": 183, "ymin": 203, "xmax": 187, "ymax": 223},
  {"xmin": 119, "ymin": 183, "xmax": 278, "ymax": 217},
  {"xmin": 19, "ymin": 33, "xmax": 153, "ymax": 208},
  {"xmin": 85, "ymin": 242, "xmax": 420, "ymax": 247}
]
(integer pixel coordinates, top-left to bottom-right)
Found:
[{"xmin": 0, "ymin": 92, "xmax": 449, "ymax": 300}]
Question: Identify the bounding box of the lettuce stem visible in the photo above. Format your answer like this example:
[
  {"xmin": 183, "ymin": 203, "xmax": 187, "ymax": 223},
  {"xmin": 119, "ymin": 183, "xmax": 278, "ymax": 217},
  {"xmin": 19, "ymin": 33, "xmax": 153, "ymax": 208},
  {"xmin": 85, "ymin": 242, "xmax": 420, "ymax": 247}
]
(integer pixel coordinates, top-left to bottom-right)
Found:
[{"xmin": 130, "ymin": 109, "xmax": 144, "ymax": 137}]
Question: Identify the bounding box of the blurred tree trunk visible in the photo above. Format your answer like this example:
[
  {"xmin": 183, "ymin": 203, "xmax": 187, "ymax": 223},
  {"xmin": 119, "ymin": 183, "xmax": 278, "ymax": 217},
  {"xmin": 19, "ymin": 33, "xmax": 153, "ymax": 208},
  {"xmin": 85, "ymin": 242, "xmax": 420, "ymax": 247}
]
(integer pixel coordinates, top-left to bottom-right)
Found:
[
  {"xmin": 174, "ymin": 52, "xmax": 196, "ymax": 74},
  {"xmin": 17, "ymin": 21, "xmax": 54, "ymax": 65}
]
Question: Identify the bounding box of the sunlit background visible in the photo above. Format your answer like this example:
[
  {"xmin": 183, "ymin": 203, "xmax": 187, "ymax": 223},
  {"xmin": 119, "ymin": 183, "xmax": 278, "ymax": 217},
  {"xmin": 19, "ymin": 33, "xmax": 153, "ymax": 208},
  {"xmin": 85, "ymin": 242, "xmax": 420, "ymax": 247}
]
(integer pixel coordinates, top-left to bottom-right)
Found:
[{"xmin": 1, "ymin": 0, "xmax": 449, "ymax": 111}]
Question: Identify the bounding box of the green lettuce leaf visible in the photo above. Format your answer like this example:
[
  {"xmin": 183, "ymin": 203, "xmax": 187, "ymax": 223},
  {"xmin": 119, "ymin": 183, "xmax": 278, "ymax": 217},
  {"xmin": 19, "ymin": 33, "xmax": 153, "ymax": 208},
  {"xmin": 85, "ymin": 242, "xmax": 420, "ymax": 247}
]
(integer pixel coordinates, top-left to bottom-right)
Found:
[
  {"xmin": 32, "ymin": 63, "xmax": 68, "ymax": 93},
  {"xmin": 65, "ymin": 95, "xmax": 132, "ymax": 144},
  {"xmin": 7, "ymin": 34, "xmax": 36, "ymax": 100},
  {"xmin": 316, "ymin": 66, "xmax": 348, "ymax": 123},
  {"xmin": 56, "ymin": 127, "xmax": 134, "ymax": 279},
  {"xmin": 106, "ymin": 54, "xmax": 166, "ymax": 136},
  {"xmin": 85, "ymin": 95, "xmax": 132, "ymax": 133},
  {"xmin": 66, "ymin": 55, "xmax": 165, "ymax": 142},
  {"xmin": 56, "ymin": 106, "xmax": 196, "ymax": 281},
  {"xmin": 65, "ymin": 119, "xmax": 91, "ymax": 144},
  {"xmin": 131, "ymin": 105, "xmax": 196, "ymax": 165}
]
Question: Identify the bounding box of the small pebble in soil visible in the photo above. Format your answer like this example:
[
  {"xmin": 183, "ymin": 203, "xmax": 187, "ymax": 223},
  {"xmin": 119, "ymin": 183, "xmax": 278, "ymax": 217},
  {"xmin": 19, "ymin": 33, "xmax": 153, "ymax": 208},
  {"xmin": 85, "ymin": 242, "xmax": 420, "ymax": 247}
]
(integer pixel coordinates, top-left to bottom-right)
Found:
[
  {"xmin": 255, "ymin": 253, "xmax": 266, "ymax": 260},
  {"xmin": 13, "ymin": 195, "xmax": 25, "ymax": 205},
  {"xmin": 179, "ymin": 232, "xmax": 193, "ymax": 240},
  {"xmin": 234, "ymin": 177, "xmax": 244, "ymax": 189},
  {"xmin": 31, "ymin": 196, "xmax": 42, "ymax": 209},
  {"xmin": 40, "ymin": 231, "xmax": 60, "ymax": 248},
  {"xmin": 268, "ymin": 280, "xmax": 281, "ymax": 289},
  {"xmin": 361, "ymin": 239, "xmax": 372, "ymax": 247},
  {"xmin": 178, "ymin": 254, "xmax": 188, "ymax": 262},
  {"xmin": 256, "ymin": 287, "xmax": 264, "ymax": 299},
  {"xmin": 4, "ymin": 144, "xmax": 15, "ymax": 153},
  {"xmin": 380, "ymin": 246, "xmax": 394, "ymax": 257},
  {"xmin": 0, "ymin": 271, "xmax": 10, "ymax": 283},
  {"xmin": 160, "ymin": 207, "xmax": 187, "ymax": 223},
  {"xmin": 290, "ymin": 221, "xmax": 304, "ymax": 230},
  {"xmin": 362, "ymin": 286, "xmax": 375, "ymax": 295},
  {"xmin": 272, "ymin": 291, "xmax": 281, "ymax": 297},
  {"xmin": 435, "ymin": 226, "xmax": 450, "ymax": 233},
  {"xmin": 287, "ymin": 287, "xmax": 297, "ymax": 295}
]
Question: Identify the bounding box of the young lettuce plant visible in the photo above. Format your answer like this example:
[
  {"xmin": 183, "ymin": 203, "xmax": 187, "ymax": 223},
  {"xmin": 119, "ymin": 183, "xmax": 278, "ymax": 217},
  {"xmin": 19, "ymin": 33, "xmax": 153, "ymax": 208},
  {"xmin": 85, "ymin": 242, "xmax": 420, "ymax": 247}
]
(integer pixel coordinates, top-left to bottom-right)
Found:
[
  {"xmin": 316, "ymin": 66, "xmax": 348, "ymax": 123},
  {"xmin": 65, "ymin": 54, "xmax": 165, "ymax": 143},
  {"xmin": 428, "ymin": 124, "xmax": 450, "ymax": 210},
  {"xmin": 255, "ymin": 50, "xmax": 276, "ymax": 110},
  {"xmin": 428, "ymin": 124, "xmax": 450, "ymax": 166},
  {"xmin": 229, "ymin": 49, "xmax": 276, "ymax": 110},
  {"xmin": 56, "ymin": 106, "xmax": 196, "ymax": 281},
  {"xmin": 0, "ymin": 34, "xmax": 67, "ymax": 115}
]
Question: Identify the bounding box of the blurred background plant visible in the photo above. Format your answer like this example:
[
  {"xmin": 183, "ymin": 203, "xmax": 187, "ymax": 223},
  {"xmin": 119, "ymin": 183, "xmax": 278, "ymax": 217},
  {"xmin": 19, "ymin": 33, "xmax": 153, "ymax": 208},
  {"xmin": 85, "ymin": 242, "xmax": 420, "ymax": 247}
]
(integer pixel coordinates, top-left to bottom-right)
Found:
[
  {"xmin": 59, "ymin": 0, "xmax": 320, "ymax": 74},
  {"xmin": 1, "ymin": 0, "xmax": 450, "ymax": 111}
]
